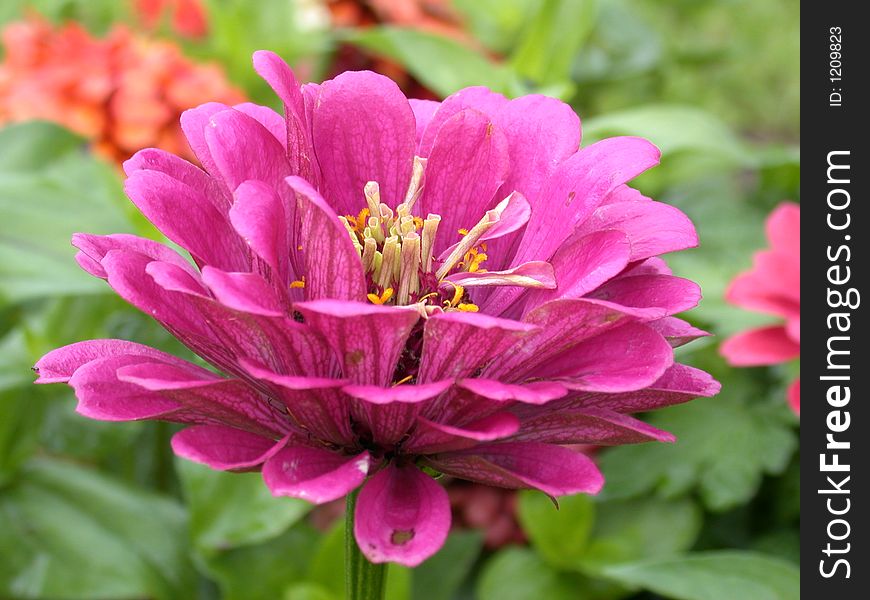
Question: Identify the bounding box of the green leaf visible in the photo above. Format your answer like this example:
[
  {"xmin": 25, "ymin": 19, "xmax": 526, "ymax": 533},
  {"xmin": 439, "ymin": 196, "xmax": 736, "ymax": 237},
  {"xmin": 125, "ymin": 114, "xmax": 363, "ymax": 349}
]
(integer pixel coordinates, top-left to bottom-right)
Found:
[
  {"xmin": 176, "ymin": 458, "xmax": 310, "ymax": 553},
  {"xmin": 199, "ymin": 523, "xmax": 321, "ymax": 600},
  {"xmin": 284, "ymin": 581, "xmax": 338, "ymax": 600},
  {"xmin": 0, "ymin": 458, "xmax": 195, "ymax": 599},
  {"xmin": 598, "ymin": 375, "xmax": 797, "ymax": 511},
  {"xmin": 582, "ymin": 497, "xmax": 701, "ymax": 571},
  {"xmin": 582, "ymin": 105, "xmax": 752, "ymax": 168},
  {"xmin": 477, "ymin": 547, "xmax": 583, "ymax": 600},
  {"xmin": 340, "ymin": 26, "xmax": 510, "ymax": 97},
  {"xmin": 411, "ymin": 530, "xmax": 482, "ymax": 600},
  {"xmin": 451, "ymin": 0, "xmax": 536, "ymax": 54},
  {"xmin": 0, "ymin": 122, "xmax": 132, "ymax": 305},
  {"xmin": 601, "ymin": 551, "xmax": 799, "ymax": 600},
  {"xmin": 517, "ymin": 491, "xmax": 595, "ymax": 569},
  {"xmin": 510, "ymin": 0, "xmax": 598, "ymax": 86}
]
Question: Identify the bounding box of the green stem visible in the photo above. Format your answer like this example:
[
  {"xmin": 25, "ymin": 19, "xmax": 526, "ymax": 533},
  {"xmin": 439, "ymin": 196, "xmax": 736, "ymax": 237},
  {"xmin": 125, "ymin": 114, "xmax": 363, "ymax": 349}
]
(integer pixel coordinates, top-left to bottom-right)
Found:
[{"xmin": 346, "ymin": 488, "xmax": 388, "ymax": 600}]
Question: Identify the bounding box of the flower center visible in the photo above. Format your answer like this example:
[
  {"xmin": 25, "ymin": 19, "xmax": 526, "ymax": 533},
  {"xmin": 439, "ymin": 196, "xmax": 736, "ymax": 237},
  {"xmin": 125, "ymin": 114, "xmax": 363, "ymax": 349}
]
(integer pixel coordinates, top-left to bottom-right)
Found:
[{"xmin": 340, "ymin": 161, "xmax": 493, "ymax": 313}]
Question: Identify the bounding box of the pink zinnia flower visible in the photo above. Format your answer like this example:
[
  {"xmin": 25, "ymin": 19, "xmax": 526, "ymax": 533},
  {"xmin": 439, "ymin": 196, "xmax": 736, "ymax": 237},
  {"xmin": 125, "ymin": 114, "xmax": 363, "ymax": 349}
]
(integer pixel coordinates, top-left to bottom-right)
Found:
[
  {"xmin": 34, "ymin": 52, "xmax": 718, "ymax": 566},
  {"xmin": 721, "ymin": 203, "xmax": 800, "ymax": 414}
]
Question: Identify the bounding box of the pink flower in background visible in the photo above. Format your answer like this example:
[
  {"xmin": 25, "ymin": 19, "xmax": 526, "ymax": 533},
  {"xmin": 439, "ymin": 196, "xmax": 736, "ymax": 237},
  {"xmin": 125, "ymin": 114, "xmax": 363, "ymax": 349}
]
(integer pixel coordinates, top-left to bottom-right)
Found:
[
  {"xmin": 35, "ymin": 51, "xmax": 718, "ymax": 566},
  {"xmin": 721, "ymin": 203, "xmax": 800, "ymax": 414}
]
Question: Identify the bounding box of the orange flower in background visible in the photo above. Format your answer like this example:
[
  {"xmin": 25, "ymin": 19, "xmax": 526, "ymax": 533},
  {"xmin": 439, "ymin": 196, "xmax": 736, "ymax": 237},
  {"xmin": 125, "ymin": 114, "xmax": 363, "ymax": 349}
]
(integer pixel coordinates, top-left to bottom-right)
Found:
[
  {"xmin": 0, "ymin": 16, "xmax": 242, "ymax": 164},
  {"xmin": 326, "ymin": 0, "xmax": 477, "ymax": 98},
  {"xmin": 135, "ymin": 0, "xmax": 208, "ymax": 38}
]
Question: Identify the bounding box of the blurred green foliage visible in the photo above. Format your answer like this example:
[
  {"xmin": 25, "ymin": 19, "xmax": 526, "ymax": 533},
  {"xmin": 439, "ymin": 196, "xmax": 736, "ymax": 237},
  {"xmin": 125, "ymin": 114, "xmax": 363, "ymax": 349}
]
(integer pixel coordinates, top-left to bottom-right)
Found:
[{"xmin": 0, "ymin": 0, "xmax": 798, "ymax": 598}]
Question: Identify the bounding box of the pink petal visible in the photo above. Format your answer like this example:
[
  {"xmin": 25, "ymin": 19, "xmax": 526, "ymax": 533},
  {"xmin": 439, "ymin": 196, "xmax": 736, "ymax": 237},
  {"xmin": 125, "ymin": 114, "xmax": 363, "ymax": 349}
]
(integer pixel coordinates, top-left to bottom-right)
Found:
[
  {"xmin": 229, "ymin": 180, "xmax": 298, "ymax": 291},
  {"xmin": 233, "ymin": 102, "xmax": 286, "ymax": 145},
  {"xmin": 123, "ymin": 148, "xmax": 230, "ymax": 213},
  {"xmin": 417, "ymin": 312, "xmax": 537, "ymax": 382},
  {"xmin": 523, "ymin": 230, "xmax": 631, "ymax": 310},
  {"xmin": 417, "ymin": 109, "xmax": 509, "ymax": 253},
  {"xmin": 342, "ymin": 381, "xmax": 453, "ymax": 446},
  {"xmin": 180, "ymin": 102, "xmax": 233, "ymax": 183},
  {"xmin": 425, "ymin": 442, "xmax": 603, "ymax": 496},
  {"xmin": 485, "ymin": 298, "xmax": 637, "ymax": 380},
  {"xmin": 456, "ymin": 379, "xmax": 568, "ymax": 405},
  {"xmin": 72, "ymin": 233, "xmax": 196, "ymax": 280},
  {"xmin": 239, "ymin": 359, "xmax": 354, "ymax": 445},
  {"xmin": 419, "ymin": 86, "xmax": 508, "ymax": 156},
  {"xmin": 354, "ymin": 464, "xmax": 451, "ymax": 566},
  {"xmin": 721, "ymin": 326, "xmax": 800, "ymax": 366},
  {"xmin": 574, "ymin": 199, "xmax": 698, "ymax": 262},
  {"xmin": 313, "ymin": 70, "xmax": 416, "ymax": 212},
  {"xmin": 448, "ymin": 261, "xmax": 555, "ymax": 289},
  {"xmin": 726, "ymin": 270, "xmax": 799, "ymax": 320},
  {"xmin": 34, "ymin": 339, "xmax": 170, "ymax": 384},
  {"xmin": 567, "ymin": 363, "xmax": 721, "ymax": 413},
  {"xmin": 295, "ymin": 300, "xmax": 420, "ymax": 386},
  {"xmin": 405, "ymin": 412, "xmax": 520, "ymax": 454},
  {"xmin": 509, "ymin": 407, "xmax": 674, "ymax": 445},
  {"xmin": 647, "ymin": 317, "xmax": 711, "ymax": 347},
  {"xmin": 124, "ymin": 169, "xmax": 247, "ymax": 272},
  {"xmin": 287, "ymin": 176, "xmax": 368, "ymax": 302},
  {"xmin": 766, "ymin": 202, "xmax": 800, "ymax": 256},
  {"xmin": 200, "ymin": 267, "xmax": 286, "ymax": 317},
  {"xmin": 409, "ymin": 98, "xmax": 440, "ymax": 147},
  {"xmin": 171, "ymin": 425, "xmax": 285, "ymax": 471},
  {"xmin": 205, "ymin": 108, "xmax": 291, "ymax": 191},
  {"xmin": 495, "ymin": 94, "xmax": 581, "ymax": 203},
  {"xmin": 263, "ymin": 445, "xmax": 370, "ymax": 503},
  {"xmin": 787, "ymin": 378, "xmax": 800, "ymax": 416},
  {"xmin": 538, "ymin": 322, "xmax": 674, "ymax": 392},
  {"xmin": 586, "ymin": 274, "xmax": 702, "ymax": 319}
]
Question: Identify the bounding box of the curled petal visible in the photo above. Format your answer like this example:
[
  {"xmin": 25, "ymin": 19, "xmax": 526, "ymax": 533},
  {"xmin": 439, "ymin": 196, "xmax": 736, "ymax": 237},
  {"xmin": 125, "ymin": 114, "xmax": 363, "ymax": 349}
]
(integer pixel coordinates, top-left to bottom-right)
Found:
[
  {"xmin": 721, "ymin": 326, "xmax": 800, "ymax": 366},
  {"xmin": 456, "ymin": 379, "xmax": 568, "ymax": 405},
  {"xmin": 263, "ymin": 446, "xmax": 370, "ymax": 503},
  {"xmin": 405, "ymin": 412, "xmax": 520, "ymax": 454},
  {"xmin": 172, "ymin": 425, "xmax": 286, "ymax": 471},
  {"xmin": 354, "ymin": 464, "xmax": 451, "ymax": 566},
  {"xmin": 34, "ymin": 339, "xmax": 169, "ymax": 384},
  {"xmin": 447, "ymin": 261, "xmax": 556, "ymax": 289},
  {"xmin": 425, "ymin": 442, "xmax": 603, "ymax": 497},
  {"xmin": 509, "ymin": 408, "xmax": 675, "ymax": 445}
]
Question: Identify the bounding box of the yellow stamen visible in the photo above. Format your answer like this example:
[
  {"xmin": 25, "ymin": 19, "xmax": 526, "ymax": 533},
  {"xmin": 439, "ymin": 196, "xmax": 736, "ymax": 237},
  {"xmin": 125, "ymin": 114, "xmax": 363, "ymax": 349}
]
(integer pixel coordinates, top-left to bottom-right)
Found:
[
  {"xmin": 458, "ymin": 303, "xmax": 479, "ymax": 312},
  {"xmin": 450, "ymin": 284, "xmax": 464, "ymax": 307},
  {"xmin": 290, "ymin": 278, "xmax": 305, "ymax": 289},
  {"xmin": 458, "ymin": 228, "xmax": 469, "ymax": 236},
  {"xmin": 367, "ymin": 287, "xmax": 394, "ymax": 305},
  {"xmin": 393, "ymin": 374, "xmax": 414, "ymax": 386}
]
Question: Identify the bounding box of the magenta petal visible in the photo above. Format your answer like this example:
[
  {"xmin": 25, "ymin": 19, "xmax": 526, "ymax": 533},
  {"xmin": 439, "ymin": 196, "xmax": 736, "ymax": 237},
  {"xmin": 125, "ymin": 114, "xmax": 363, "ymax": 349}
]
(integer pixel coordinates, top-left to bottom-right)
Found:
[
  {"xmin": 419, "ymin": 86, "xmax": 508, "ymax": 156},
  {"xmin": 263, "ymin": 446, "xmax": 370, "ymax": 503},
  {"xmin": 574, "ymin": 199, "xmax": 698, "ymax": 262},
  {"xmin": 495, "ymin": 94, "xmax": 581, "ymax": 203},
  {"xmin": 205, "ymin": 109, "xmax": 291, "ymax": 191},
  {"xmin": 726, "ymin": 270, "xmax": 799, "ymax": 320},
  {"xmin": 229, "ymin": 180, "xmax": 294, "ymax": 289},
  {"xmin": 34, "ymin": 339, "xmax": 169, "ymax": 384},
  {"xmin": 200, "ymin": 267, "xmax": 285, "ymax": 317},
  {"xmin": 524, "ymin": 230, "xmax": 631, "ymax": 309},
  {"xmin": 509, "ymin": 407, "xmax": 675, "ymax": 445},
  {"xmin": 171, "ymin": 425, "xmax": 284, "ymax": 471},
  {"xmin": 295, "ymin": 300, "xmax": 420, "ymax": 386},
  {"xmin": 567, "ymin": 363, "xmax": 721, "ymax": 413},
  {"xmin": 354, "ymin": 464, "xmax": 450, "ymax": 566},
  {"xmin": 418, "ymin": 312, "xmax": 537, "ymax": 382},
  {"xmin": 405, "ymin": 412, "xmax": 521, "ymax": 454},
  {"xmin": 539, "ymin": 322, "xmax": 674, "ymax": 392},
  {"xmin": 587, "ymin": 274, "xmax": 702, "ymax": 319},
  {"xmin": 252, "ymin": 50, "xmax": 305, "ymax": 117},
  {"xmin": 313, "ymin": 71, "xmax": 416, "ymax": 212},
  {"xmin": 485, "ymin": 298, "xmax": 636, "ymax": 380},
  {"xmin": 767, "ymin": 202, "xmax": 800, "ymax": 255},
  {"xmin": 287, "ymin": 176, "xmax": 368, "ymax": 302},
  {"xmin": 409, "ymin": 98, "xmax": 440, "ymax": 146},
  {"xmin": 124, "ymin": 169, "xmax": 247, "ymax": 271},
  {"xmin": 456, "ymin": 379, "xmax": 568, "ymax": 405},
  {"xmin": 417, "ymin": 109, "xmax": 509, "ymax": 253},
  {"xmin": 515, "ymin": 137, "xmax": 661, "ymax": 265},
  {"xmin": 180, "ymin": 102, "xmax": 233, "ymax": 181},
  {"xmin": 233, "ymin": 102, "xmax": 286, "ymax": 145},
  {"xmin": 448, "ymin": 261, "xmax": 556, "ymax": 289},
  {"xmin": 72, "ymin": 233, "xmax": 196, "ymax": 280},
  {"xmin": 239, "ymin": 359, "xmax": 353, "ymax": 445},
  {"xmin": 425, "ymin": 442, "xmax": 603, "ymax": 496},
  {"xmin": 721, "ymin": 326, "xmax": 800, "ymax": 366},
  {"xmin": 342, "ymin": 381, "xmax": 452, "ymax": 405},
  {"xmin": 648, "ymin": 317, "xmax": 711, "ymax": 347},
  {"xmin": 123, "ymin": 148, "xmax": 230, "ymax": 213}
]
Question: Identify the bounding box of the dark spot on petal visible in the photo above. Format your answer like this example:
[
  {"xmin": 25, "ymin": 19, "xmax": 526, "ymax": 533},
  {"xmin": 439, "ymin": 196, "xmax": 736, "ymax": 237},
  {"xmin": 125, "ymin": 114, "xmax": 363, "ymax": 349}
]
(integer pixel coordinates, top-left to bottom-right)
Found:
[
  {"xmin": 346, "ymin": 350, "xmax": 365, "ymax": 366},
  {"xmin": 391, "ymin": 529, "xmax": 415, "ymax": 545},
  {"xmin": 565, "ymin": 191, "xmax": 576, "ymax": 207}
]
